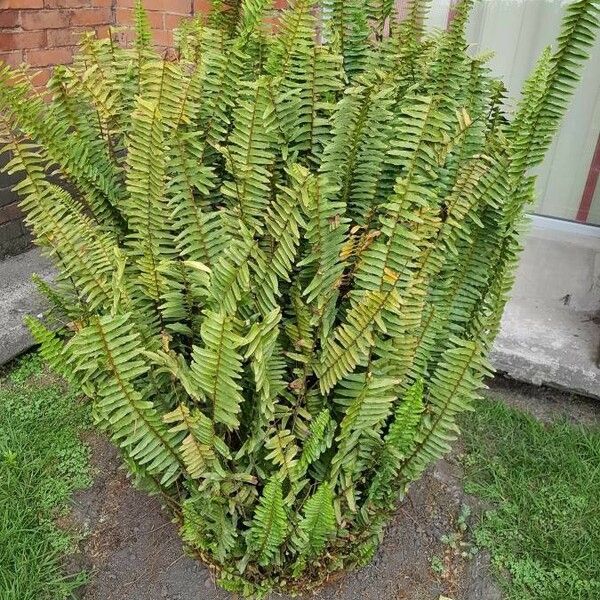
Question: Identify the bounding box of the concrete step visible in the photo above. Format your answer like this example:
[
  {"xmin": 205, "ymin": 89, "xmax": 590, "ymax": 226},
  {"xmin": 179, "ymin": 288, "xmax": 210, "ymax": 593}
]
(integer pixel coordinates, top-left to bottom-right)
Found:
[
  {"xmin": 492, "ymin": 216, "xmax": 600, "ymax": 399},
  {"xmin": 492, "ymin": 302, "xmax": 599, "ymax": 399}
]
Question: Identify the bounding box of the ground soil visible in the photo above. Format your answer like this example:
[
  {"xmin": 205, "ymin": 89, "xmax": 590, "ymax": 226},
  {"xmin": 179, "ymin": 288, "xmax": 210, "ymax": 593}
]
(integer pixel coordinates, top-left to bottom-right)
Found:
[
  {"xmin": 65, "ymin": 375, "xmax": 598, "ymax": 600},
  {"xmin": 487, "ymin": 377, "xmax": 600, "ymax": 426}
]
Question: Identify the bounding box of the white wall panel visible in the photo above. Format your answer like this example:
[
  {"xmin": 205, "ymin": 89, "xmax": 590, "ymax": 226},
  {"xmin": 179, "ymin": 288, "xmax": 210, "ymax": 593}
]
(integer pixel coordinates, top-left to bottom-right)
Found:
[{"xmin": 466, "ymin": 0, "xmax": 600, "ymax": 224}]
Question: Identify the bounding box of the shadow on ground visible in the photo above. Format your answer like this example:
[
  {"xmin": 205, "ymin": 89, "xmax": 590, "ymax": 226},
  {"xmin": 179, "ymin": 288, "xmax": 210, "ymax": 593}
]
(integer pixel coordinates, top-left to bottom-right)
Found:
[{"xmin": 65, "ymin": 432, "xmax": 500, "ymax": 600}]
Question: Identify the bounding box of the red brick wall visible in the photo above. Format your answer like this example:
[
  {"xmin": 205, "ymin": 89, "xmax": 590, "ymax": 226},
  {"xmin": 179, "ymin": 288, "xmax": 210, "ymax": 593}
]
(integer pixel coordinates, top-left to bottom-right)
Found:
[
  {"xmin": 0, "ymin": 1, "xmax": 289, "ymax": 80},
  {"xmin": 114, "ymin": 0, "xmax": 198, "ymax": 48},
  {"xmin": 112, "ymin": 1, "xmax": 286, "ymax": 49},
  {"xmin": 0, "ymin": 0, "xmax": 114, "ymax": 87}
]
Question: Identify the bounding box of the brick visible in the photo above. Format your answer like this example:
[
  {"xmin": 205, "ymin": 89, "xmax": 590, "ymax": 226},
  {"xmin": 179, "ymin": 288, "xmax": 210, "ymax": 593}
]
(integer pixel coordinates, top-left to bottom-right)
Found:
[
  {"xmin": 91, "ymin": 0, "xmax": 112, "ymax": 6},
  {"xmin": 0, "ymin": 51, "xmax": 24, "ymax": 68},
  {"xmin": 21, "ymin": 9, "xmax": 72, "ymax": 30},
  {"xmin": 95, "ymin": 24, "xmax": 111, "ymax": 38},
  {"xmin": 193, "ymin": 0, "xmax": 211, "ymax": 14},
  {"xmin": 6, "ymin": 0, "xmax": 44, "ymax": 7},
  {"xmin": 152, "ymin": 28, "xmax": 173, "ymax": 48},
  {"xmin": 46, "ymin": 26, "xmax": 86, "ymax": 46},
  {"xmin": 117, "ymin": 0, "xmax": 193, "ymax": 14},
  {"xmin": 115, "ymin": 8, "xmax": 164, "ymax": 29},
  {"xmin": 30, "ymin": 66, "xmax": 53, "ymax": 87},
  {"xmin": 44, "ymin": 0, "xmax": 91, "ymax": 7},
  {"xmin": 0, "ymin": 31, "xmax": 46, "ymax": 51},
  {"xmin": 142, "ymin": 0, "xmax": 191, "ymax": 15},
  {"xmin": 26, "ymin": 46, "xmax": 73, "ymax": 66},
  {"xmin": 114, "ymin": 7, "xmax": 134, "ymax": 25},
  {"xmin": 144, "ymin": 10, "xmax": 165, "ymax": 29},
  {"xmin": 164, "ymin": 12, "xmax": 188, "ymax": 30},
  {"xmin": 0, "ymin": 10, "xmax": 20, "ymax": 28},
  {"xmin": 0, "ymin": 202, "xmax": 23, "ymax": 226},
  {"xmin": 70, "ymin": 7, "xmax": 111, "ymax": 26}
]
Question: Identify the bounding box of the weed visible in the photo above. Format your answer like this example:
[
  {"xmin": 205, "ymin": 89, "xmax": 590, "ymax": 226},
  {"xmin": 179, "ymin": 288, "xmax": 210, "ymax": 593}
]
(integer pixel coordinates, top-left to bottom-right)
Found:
[
  {"xmin": 431, "ymin": 555, "xmax": 445, "ymax": 576},
  {"xmin": 462, "ymin": 398, "xmax": 600, "ymax": 600}
]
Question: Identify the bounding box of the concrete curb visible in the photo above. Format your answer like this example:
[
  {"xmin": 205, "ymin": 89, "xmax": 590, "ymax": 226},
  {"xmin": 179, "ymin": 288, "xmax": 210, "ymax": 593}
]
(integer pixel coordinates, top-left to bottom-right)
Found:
[
  {"xmin": 0, "ymin": 248, "xmax": 54, "ymax": 365},
  {"xmin": 492, "ymin": 304, "xmax": 600, "ymax": 400}
]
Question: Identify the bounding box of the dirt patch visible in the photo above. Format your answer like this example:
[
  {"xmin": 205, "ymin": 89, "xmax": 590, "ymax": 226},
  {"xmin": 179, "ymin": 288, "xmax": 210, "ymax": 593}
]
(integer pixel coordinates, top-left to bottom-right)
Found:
[
  {"xmin": 58, "ymin": 376, "xmax": 600, "ymax": 599},
  {"xmin": 64, "ymin": 430, "xmax": 500, "ymax": 600},
  {"xmin": 487, "ymin": 376, "xmax": 600, "ymax": 426}
]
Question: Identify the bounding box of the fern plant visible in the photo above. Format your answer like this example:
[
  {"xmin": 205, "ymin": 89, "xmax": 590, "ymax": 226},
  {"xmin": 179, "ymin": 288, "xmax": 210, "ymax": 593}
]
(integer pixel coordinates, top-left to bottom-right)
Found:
[{"xmin": 1, "ymin": 0, "xmax": 598, "ymax": 596}]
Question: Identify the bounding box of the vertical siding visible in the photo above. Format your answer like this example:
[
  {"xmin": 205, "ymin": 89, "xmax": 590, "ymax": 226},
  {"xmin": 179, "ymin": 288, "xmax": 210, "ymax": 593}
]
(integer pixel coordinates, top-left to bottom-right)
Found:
[{"xmin": 466, "ymin": 1, "xmax": 600, "ymax": 225}]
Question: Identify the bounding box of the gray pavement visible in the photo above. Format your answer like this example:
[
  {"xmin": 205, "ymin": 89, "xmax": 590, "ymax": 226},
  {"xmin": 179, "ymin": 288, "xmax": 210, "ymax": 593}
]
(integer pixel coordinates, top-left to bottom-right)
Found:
[{"xmin": 0, "ymin": 247, "xmax": 54, "ymax": 365}]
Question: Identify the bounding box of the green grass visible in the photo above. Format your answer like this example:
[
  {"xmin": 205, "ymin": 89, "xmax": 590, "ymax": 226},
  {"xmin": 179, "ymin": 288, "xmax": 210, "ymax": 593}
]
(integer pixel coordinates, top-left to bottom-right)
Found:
[
  {"xmin": 0, "ymin": 353, "xmax": 91, "ymax": 600},
  {"xmin": 462, "ymin": 397, "xmax": 600, "ymax": 600}
]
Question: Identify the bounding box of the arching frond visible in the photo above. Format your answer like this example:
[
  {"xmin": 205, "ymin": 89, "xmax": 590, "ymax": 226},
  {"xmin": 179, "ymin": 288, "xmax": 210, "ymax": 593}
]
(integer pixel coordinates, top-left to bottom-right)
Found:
[
  {"xmin": 246, "ymin": 478, "xmax": 288, "ymax": 566},
  {"xmin": 68, "ymin": 313, "xmax": 184, "ymax": 486},
  {"xmin": 190, "ymin": 310, "xmax": 245, "ymax": 430},
  {"xmin": 1, "ymin": 0, "xmax": 596, "ymax": 594},
  {"xmin": 292, "ymin": 481, "xmax": 336, "ymax": 568}
]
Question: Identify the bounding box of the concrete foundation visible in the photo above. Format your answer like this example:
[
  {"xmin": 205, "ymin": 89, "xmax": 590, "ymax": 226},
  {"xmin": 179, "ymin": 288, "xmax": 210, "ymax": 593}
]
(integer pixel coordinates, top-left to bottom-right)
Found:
[{"xmin": 492, "ymin": 216, "xmax": 600, "ymax": 399}]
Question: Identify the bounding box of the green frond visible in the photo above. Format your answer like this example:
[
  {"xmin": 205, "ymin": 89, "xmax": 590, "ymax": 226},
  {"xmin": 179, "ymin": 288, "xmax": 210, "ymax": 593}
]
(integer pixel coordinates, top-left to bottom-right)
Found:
[
  {"xmin": 265, "ymin": 427, "xmax": 300, "ymax": 482},
  {"xmin": 69, "ymin": 313, "xmax": 184, "ymax": 485},
  {"xmin": 367, "ymin": 0, "xmax": 396, "ymax": 39},
  {"xmin": 32, "ymin": 274, "xmax": 81, "ymax": 321},
  {"xmin": 244, "ymin": 308, "xmax": 285, "ymax": 417},
  {"xmin": 247, "ymin": 478, "xmax": 288, "ymax": 566},
  {"xmin": 324, "ymin": 0, "xmax": 372, "ymax": 78},
  {"xmin": 266, "ymin": 0, "xmax": 319, "ymax": 79},
  {"xmin": 191, "ymin": 39, "xmax": 249, "ymax": 150},
  {"xmin": 403, "ymin": 0, "xmax": 433, "ymax": 40},
  {"xmin": 276, "ymin": 41, "xmax": 344, "ymax": 165},
  {"xmin": 0, "ymin": 65, "xmax": 123, "ymax": 230},
  {"xmin": 158, "ymin": 259, "xmax": 210, "ymax": 338},
  {"xmin": 2, "ymin": 138, "xmax": 115, "ymax": 310},
  {"xmin": 209, "ymin": 0, "xmax": 244, "ymax": 35},
  {"xmin": 238, "ymin": 0, "xmax": 272, "ymax": 39},
  {"xmin": 295, "ymin": 408, "xmax": 334, "ymax": 480},
  {"xmin": 316, "ymin": 292, "xmax": 390, "ymax": 393},
  {"xmin": 134, "ymin": 0, "xmax": 152, "ymax": 51},
  {"xmin": 220, "ymin": 78, "xmax": 277, "ymax": 232},
  {"xmin": 253, "ymin": 164, "xmax": 309, "ymax": 314},
  {"xmin": 539, "ymin": 0, "xmax": 600, "ymax": 154},
  {"xmin": 189, "ymin": 310, "xmax": 245, "ymax": 431},
  {"xmin": 292, "ymin": 481, "xmax": 336, "ymax": 565},
  {"xmin": 164, "ymin": 404, "xmax": 230, "ymax": 480},
  {"xmin": 24, "ymin": 317, "xmax": 74, "ymax": 383},
  {"xmin": 176, "ymin": 17, "xmax": 226, "ymax": 63},
  {"xmin": 208, "ymin": 228, "xmax": 256, "ymax": 315},
  {"xmin": 168, "ymin": 131, "xmax": 226, "ymax": 265},
  {"xmin": 183, "ymin": 492, "xmax": 239, "ymax": 563},
  {"xmin": 365, "ymin": 379, "xmax": 424, "ymax": 507},
  {"xmin": 354, "ymin": 94, "xmax": 449, "ymax": 294},
  {"xmin": 397, "ymin": 337, "xmax": 492, "ymax": 487},
  {"xmin": 329, "ymin": 370, "xmax": 397, "ymax": 486}
]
